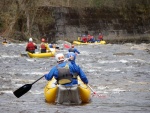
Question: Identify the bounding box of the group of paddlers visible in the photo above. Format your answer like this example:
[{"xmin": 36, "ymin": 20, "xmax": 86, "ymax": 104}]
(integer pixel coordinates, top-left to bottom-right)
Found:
[
  {"xmin": 25, "ymin": 37, "xmax": 55, "ymax": 53},
  {"xmin": 78, "ymin": 33, "xmax": 103, "ymax": 43}
]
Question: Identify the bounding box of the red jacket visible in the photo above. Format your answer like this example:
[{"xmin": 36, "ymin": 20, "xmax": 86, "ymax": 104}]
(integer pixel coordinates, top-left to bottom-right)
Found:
[
  {"xmin": 82, "ymin": 37, "xmax": 87, "ymax": 43},
  {"xmin": 26, "ymin": 42, "xmax": 36, "ymax": 51},
  {"xmin": 40, "ymin": 43, "xmax": 47, "ymax": 49},
  {"xmin": 98, "ymin": 35, "xmax": 103, "ymax": 40}
]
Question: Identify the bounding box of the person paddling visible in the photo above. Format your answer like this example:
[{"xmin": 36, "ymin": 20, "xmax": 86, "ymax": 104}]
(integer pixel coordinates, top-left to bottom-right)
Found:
[
  {"xmin": 3, "ymin": 39, "xmax": 8, "ymax": 44},
  {"xmin": 26, "ymin": 38, "xmax": 37, "ymax": 53},
  {"xmin": 40, "ymin": 38, "xmax": 51, "ymax": 53},
  {"xmin": 44, "ymin": 53, "xmax": 88, "ymax": 104},
  {"xmin": 45, "ymin": 53, "xmax": 88, "ymax": 85},
  {"xmin": 68, "ymin": 44, "xmax": 80, "ymax": 54},
  {"xmin": 40, "ymin": 38, "xmax": 47, "ymax": 53},
  {"xmin": 98, "ymin": 33, "xmax": 103, "ymax": 42}
]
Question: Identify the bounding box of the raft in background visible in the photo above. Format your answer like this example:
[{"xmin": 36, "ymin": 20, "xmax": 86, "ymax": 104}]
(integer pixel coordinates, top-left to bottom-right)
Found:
[
  {"xmin": 2, "ymin": 42, "xmax": 8, "ymax": 45},
  {"xmin": 73, "ymin": 40, "xmax": 106, "ymax": 45},
  {"xmin": 27, "ymin": 48, "xmax": 55, "ymax": 58},
  {"xmin": 44, "ymin": 77, "xmax": 91, "ymax": 105}
]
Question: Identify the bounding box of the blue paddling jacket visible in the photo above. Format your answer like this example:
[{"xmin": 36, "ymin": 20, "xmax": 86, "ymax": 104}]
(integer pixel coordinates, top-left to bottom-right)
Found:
[
  {"xmin": 68, "ymin": 48, "xmax": 80, "ymax": 54},
  {"xmin": 45, "ymin": 60, "xmax": 88, "ymax": 86}
]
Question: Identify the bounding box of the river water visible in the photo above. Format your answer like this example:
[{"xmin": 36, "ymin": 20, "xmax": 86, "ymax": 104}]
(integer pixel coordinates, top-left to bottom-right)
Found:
[{"xmin": 0, "ymin": 42, "xmax": 150, "ymax": 113}]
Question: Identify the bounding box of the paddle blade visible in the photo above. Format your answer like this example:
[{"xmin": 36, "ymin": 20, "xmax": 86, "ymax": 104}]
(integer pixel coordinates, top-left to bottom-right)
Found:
[
  {"xmin": 13, "ymin": 84, "xmax": 32, "ymax": 98},
  {"xmin": 64, "ymin": 44, "xmax": 70, "ymax": 48},
  {"xmin": 20, "ymin": 53, "xmax": 28, "ymax": 57}
]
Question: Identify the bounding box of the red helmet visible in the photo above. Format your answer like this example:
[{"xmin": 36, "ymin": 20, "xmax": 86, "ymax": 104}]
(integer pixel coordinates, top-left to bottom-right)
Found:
[{"xmin": 41, "ymin": 38, "xmax": 45, "ymax": 42}]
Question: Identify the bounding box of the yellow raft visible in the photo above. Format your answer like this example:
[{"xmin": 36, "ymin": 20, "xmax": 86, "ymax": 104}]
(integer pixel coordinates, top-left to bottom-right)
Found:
[
  {"xmin": 27, "ymin": 49, "xmax": 55, "ymax": 58},
  {"xmin": 2, "ymin": 42, "xmax": 8, "ymax": 45},
  {"xmin": 44, "ymin": 77, "xmax": 91, "ymax": 104},
  {"xmin": 73, "ymin": 40, "xmax": 106, "ymax": 45}
]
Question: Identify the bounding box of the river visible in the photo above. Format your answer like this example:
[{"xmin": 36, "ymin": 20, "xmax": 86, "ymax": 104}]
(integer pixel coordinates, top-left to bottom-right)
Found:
[{"xmin": 0, "ymin": 42, "xmax": 150, "ymax": 113}]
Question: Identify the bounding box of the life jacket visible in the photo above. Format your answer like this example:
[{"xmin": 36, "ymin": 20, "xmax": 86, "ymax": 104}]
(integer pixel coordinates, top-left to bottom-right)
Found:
[
  {"xmin": 69, "ymin": 48, "xmax": 75, "ymax": 53},
  {"xmin": 82, "ymin": 37, "xmax": 87, "ymax": 43},
  {"xmin": 57, "ymin": 64, "xmax": 73, "ymax": 85},
  {"xmin": 40, "ymin": 43, "xmax": 46, "ymax": 49},
  {"xmin": 99, "ymin": 35, "xmax": 103, "ymax": 39},
  {"xmin": 26, "ymin": 42, "xmax": 35, "ymax": 51},
  {"xmin": 87, "ymin": 36, "xmax": 91, "ymax": 41}
]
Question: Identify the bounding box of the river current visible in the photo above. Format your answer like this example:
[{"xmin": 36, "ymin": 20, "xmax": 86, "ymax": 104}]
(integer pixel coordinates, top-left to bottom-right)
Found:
[{"xmin": 0, "ymin": 42, "xmax": 150, "ymax": 113}]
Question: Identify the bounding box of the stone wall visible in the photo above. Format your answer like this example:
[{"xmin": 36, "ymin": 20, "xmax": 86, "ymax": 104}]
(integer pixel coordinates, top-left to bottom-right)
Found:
[{"xmin": 51, "ymin": 7, "xmax": 150, "ymax": 43}]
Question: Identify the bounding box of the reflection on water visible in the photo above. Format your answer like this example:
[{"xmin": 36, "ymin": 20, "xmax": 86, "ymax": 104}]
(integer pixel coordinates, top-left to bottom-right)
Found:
[{"xmin": 0, "ymin": 43, "xmax": 150, "ymax": 113}]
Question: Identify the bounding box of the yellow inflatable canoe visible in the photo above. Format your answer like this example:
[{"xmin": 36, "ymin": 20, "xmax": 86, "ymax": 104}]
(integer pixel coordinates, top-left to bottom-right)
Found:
[
  {"xmin": 27, "ymin": 49, "xmax": 55, "ymax": 58},
  {"xmin": 44, "ymin": 77, "xmax": 91, "ymax": 104},
  {"xmin": 2, "ymin": 42, "xmax": 8, "ymax": 45},
  {"xmin": 73, "ymin": 40, "xmax": 106, "ymax": 45}
]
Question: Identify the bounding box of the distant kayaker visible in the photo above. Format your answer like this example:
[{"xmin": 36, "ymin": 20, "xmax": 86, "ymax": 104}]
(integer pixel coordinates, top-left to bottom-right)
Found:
[
  {"xmin": 68, "ymin": 44, "xmax": 80, "ymax": 54},
  {"xmin": 49, "ymin": 43, "xmax": 59, "ymax": 49},
  {"xmin": 40, "ymin": 38, "xmax": 50, "ymax": 53},
  {"xmin": 3, "ymin": 39, "xmax": 8, "ymax": 44},
  {"xmin": 81, "ymin": 35, "xmax": 88, "ymax": 43},
  {"xmin": 44, "ymin": 53, "xmax": 88, "ymax": 86},
  {"xmin": 49, "ymin": 43, "xmax": 53, "ymax": 48},
  {"xmin": 40, "ymin": 38, "xmax": 47, "ymax": 53},
  {"xmin": 98, "ymin": 33, "xmax": 103, "ymax": 41},
  {"xmin": 26, "ymin": 38, "xmax": 37, "ymax": 53},
  {"xmin": 87, "ymin": 34, "xmax": 95, "ymax": 43}
]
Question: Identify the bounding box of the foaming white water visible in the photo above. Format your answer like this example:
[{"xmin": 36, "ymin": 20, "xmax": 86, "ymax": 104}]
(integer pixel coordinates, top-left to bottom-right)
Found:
[
  {"xmin": 119, "ymin": 59, "xmax": 128, "ymax": 63},
  {"xmin": 30, "ymin": 90, "xmax": 43, "ymax": 94},
  {"xmin": 98, "ymin": 59, "xmax": 128, "ymax": 64},
  {"xmin": 12, "ymin": 78, "xmax": 36, "ymax": 82},
  {"xmin": 129, "ymin": 58, "xmax": 147, "ymax": 63},
  {"xmin": 125, "ymin": 65, "xmax": 134, "ymax": 69},
  {"xmin": 87, "ymin": 69, "xmax": 96, "ymax": 72},
  {"xmin": 18, "ymin": 43, "xmax": 27, "ymax": 46},
  {"xmin": 26, "ymin": 58, "xmax": 35, "ymax": 62},
  {"xmin": 0, "ymin": 90, "xmax": 13, "ymax": 94},
  {"xmin": 111, "ymin": 88, "xmax": 126, "ymax": 93},
  {"xmin": 13, "ymin": 79, "xmax": 45, "ymax": 87},
  {"xmin": 98, "ymin": 86, "xmax": 109, "ymax": 90},
  {"xmin": 1, "ymin": 55, "xmax": 20, "ymax": 58},
  {"xmin": 14, "ymin": 84, "xmax": 24, "ymax": 87},
  {"xmin": 104, "ymin": 68, "xmax": 121, "ymax": 72},
  {"xmin": 80, "ymin": 51, "xmax": 90, "ymax": 55},
  {"xmin": 22, "ymin": 72, "xmax": 44, "ymax": 75}
]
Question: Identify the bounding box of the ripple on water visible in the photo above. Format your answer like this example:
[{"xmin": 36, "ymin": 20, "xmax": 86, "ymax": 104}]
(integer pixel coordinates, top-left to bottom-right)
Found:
[{"xmin": 0, "ymin": 43, "xmax": 150, "ymax": 113}]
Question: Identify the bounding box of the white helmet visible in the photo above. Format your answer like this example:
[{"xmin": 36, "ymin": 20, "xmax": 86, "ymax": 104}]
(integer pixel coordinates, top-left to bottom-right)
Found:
[
  {"xmin": 55, "ymin": 53, "xmax": 65, "ymax": 62},
  {"xmin": 29, "ymin": 38, "xmax": 33, "ymax": 42}
]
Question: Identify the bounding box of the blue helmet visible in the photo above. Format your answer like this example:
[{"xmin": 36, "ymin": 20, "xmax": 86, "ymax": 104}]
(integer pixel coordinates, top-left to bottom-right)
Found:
[{"xmin": 67, "ymin": 52, "xmax": 76, "ymax": 61}]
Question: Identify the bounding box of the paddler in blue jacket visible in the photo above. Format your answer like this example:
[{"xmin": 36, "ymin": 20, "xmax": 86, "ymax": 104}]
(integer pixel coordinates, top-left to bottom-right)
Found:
[
  {"xmin": 44, "ymin": 53, "xmax": 88, "ymax": 86},
  {"xmin": 68, "ymin": 44, "xmax": 80, "ymax": 54}
]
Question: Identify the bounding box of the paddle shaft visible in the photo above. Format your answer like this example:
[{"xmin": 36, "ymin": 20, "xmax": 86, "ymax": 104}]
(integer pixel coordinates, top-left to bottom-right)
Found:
[
  {"xmin": 88, "ymin": 84, "xmax": 101, "ymax": 97},
  {"xmin": 31, "ymin": 75, "xmax": 45, "ymax": 85},
  {"xmin": 87, "ymin": 84, "xmax": 95, "ymax": 93}
]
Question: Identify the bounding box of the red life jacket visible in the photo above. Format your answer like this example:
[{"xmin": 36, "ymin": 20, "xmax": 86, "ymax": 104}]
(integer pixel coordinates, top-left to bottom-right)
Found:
[
  {"xmin": 26, "ymin": 42, "xmax": 35, "ymax": 51},
  {"xmin": 99, "ymin": 35, "xmax": 103, "ymax": 39},
  {"xmin": 82, "ymin": 37, "xmax": 87, "ymax": 43},
  {"xmin": 40, "ymin": 43, "xmax": 46, "ymax": 49}
]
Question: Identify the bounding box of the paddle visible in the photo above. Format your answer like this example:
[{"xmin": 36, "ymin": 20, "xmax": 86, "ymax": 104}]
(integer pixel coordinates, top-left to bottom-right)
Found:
[
  {"xmin": 87, "ymin": 84, "xmax": 105, "ymax": 98},
  {"xmin": 64, "ymin": 44, "xmax": 70, "ymax": 48},
  {"xmin": 13, "ymin": 75, "xmax": 45, "ymax": 98},
  {"xmin": 20, "ymin": 53, "xmax": 28, "ymax": 57}
]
